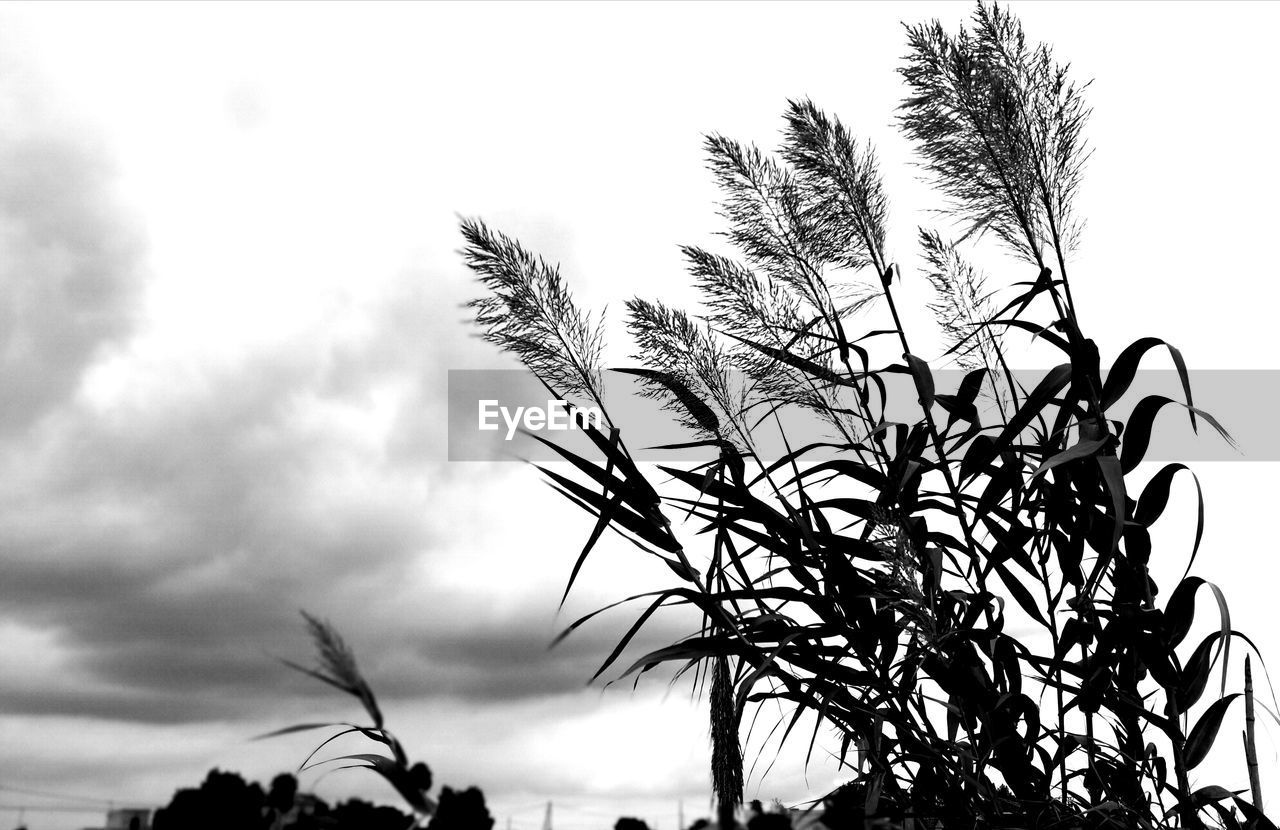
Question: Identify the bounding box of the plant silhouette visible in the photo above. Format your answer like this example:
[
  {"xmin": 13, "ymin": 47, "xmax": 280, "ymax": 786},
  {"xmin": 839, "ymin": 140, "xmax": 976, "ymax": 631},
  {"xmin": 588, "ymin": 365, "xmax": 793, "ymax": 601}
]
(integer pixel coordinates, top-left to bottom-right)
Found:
[
  {"xmin": 461, "ymin": 3, "xmax": 1276, "ymax": 828},
  {"xmin": 264, "ymin": 612, "xmax": 440, "ymax": 827}
]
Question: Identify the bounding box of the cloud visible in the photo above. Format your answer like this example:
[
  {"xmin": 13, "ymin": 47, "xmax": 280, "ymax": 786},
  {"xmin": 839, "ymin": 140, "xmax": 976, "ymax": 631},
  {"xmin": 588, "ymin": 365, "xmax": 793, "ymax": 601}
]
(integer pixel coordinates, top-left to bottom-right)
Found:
[
  {"xmin": 224, "ymin": 80, "xmax": 268, "ymax": 131},
  {"xmin": 0, "ymin": 296, "xmax": 430, "ymax": 718},
  {"xmin": 0, "ymin": 77, "xmax": 146, "ymax": 432},
  {"xmin": 0, "ymin": 8, "xmax": 770, "ymax": 817},
  {"xmin": 0, "ymin": 140, "xmax": 680, "ymax": 726}
]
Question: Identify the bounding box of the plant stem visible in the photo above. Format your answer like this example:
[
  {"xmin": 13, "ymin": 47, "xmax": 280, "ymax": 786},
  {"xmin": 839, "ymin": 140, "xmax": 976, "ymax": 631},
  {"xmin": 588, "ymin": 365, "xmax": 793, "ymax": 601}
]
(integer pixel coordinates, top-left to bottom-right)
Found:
[
  {"xmin": 1083, "ymin": 645, "xmax": 1096, "ymax": 804},
  {"xmin": 880, "ymin": 265, "xmax": 987, "ymax": 594},
  {"xmin": 1034, "ymin": 551, "xmax": 1069, "ymax": 803},
  {"xmin": 1246, "ymin": 655, "xmax": 1264, "ymax": 812},
  {"xmin": 1164, "ymin": 692, "xmax": 1204, "ymax": 830}
]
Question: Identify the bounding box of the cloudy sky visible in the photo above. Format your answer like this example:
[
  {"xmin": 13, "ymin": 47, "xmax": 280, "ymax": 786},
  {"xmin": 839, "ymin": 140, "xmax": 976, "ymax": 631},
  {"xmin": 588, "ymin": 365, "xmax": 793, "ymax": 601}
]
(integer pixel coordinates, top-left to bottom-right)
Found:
[{"xmin": 1, "ymin": 2, "xmax": 1279, "ymax": 829}]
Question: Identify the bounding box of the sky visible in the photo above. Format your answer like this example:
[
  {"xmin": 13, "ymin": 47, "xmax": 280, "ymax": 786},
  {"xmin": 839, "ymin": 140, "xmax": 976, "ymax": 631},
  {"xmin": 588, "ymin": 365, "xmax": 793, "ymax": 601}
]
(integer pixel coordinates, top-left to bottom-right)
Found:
[{"xmin": 0, "ymin": 2, "xmax": 1279, "ymax": 828}]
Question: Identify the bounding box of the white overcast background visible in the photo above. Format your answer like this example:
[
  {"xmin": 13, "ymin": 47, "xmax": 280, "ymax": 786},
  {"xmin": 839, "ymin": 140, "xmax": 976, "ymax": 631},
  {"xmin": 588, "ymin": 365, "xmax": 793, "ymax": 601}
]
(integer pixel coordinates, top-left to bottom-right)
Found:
[{"xmin": 1, "ymin": 2, "xmax": 1279, "ymax": 829}]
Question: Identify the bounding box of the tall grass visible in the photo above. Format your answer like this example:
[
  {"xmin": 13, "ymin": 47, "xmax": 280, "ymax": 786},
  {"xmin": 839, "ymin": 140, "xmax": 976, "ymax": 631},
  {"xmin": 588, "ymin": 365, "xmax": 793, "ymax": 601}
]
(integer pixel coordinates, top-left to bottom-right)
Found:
[{"xmin": 460, "ymin": 3, "xmax": 1275, "ymax": 829}]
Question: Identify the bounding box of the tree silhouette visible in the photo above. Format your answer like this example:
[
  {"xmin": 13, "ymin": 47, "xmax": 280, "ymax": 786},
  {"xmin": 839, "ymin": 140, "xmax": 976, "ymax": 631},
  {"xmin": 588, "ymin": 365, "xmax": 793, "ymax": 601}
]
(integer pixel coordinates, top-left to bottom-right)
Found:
[
  {"xmin": 331, "ymin": 798, "xmax": 419, "ymax": 830},
  {"xmin": 746, "ymin": 800, "xmax": 790, "ymax": 830},
  {"xmin": 153, "ymin": 769, "xmax": 268, "ymax": 830},
  {"xmin": 267, "ymin": 773, "xmax": 299, "ymax": 822},
  {"xmin": 615, "ymin": 818, "xmax": 652, "ymax": 830},
  {"xmin": 425, "ymin": 787, "xmax": 495, "ymax": 830},
  {"xmin": 152, "ymin": 768, "xmax": 417, "ymax": 830}
]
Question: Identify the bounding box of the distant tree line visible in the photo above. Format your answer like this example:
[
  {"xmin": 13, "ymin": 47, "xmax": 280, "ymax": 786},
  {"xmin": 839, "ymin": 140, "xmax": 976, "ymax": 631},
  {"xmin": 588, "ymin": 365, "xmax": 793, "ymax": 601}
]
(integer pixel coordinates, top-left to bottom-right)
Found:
[
  {"xmin": 152, "ymin": 768, "xmax": 817, "ymax": 830},
  {"xmin": 151, "ymin": 768, "xmax": 494, "ymax": 830},
  {"xmin": 677, "ymin": 799, "xmax": 797, "ymax": 830}
]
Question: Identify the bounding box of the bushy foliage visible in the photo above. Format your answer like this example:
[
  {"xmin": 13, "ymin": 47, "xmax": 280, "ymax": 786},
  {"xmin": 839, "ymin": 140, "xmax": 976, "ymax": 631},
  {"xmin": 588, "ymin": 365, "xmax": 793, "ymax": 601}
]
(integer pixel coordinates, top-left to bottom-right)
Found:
[
  {"xmin": 152, "ymin": 769, "xmax": 416, "ymax": 830},
  {"xmin": 426, "ymin": 787, "xmax": 496, "ymax": 830},
  {"xmin": 461, "ymin": 3, "xmax": 1274, "ymax": 829},
  {"xmin": 615, "ymin": 817, "xmax": 653, "ymax": 830},
  {"xmin": 153, "ymin": 769, "xmax": 268, "ymax": 830},
  {"xmin": 331, "ymin": 798, "xmax": 424, "ymax": 830},
  {"xmin": 747, "ymin": 799, "xmax": 793, "ymax": 830}
]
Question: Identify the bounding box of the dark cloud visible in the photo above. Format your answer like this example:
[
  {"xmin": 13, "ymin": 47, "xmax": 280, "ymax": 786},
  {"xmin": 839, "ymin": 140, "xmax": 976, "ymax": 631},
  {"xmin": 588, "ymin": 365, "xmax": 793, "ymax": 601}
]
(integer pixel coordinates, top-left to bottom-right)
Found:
[
  {"xmin": 0, "ymin": 333, "xmax": 433, "ymax": 721},
  {"xmin": 0, "ymin": 92, "xmax": 146, "ymax": 432},
  {"xmin": 0, "ymin": 143, "xmax": 649, "ymax": 726},
  {"xmin": 0, "ymin": 541, "xmax": 699, "ymax": 722},
  {"xmin": 0, "ymin": 29, "xmax": 702, "ymax": 818},
  {"xmin": 372, "ymin": 605, "xmax": 702, "ymax": 703}
]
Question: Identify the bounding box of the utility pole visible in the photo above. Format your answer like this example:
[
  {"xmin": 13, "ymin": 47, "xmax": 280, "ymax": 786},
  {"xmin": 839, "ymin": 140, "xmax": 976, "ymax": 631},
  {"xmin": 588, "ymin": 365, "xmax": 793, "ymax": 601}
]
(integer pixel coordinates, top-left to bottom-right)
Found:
[
  {"xmin": 541, "ymin": 800, "xmax": 553, "ymax": 830},
  {"xmin": 678, "ymin": 799, "xmax": 684, "ymax": 830}
]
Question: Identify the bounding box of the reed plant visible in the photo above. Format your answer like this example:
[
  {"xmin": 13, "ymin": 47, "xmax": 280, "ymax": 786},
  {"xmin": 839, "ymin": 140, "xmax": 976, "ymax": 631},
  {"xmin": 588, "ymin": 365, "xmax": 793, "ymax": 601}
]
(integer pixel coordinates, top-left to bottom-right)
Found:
[
  {"xmin": 263, "ymin": 612, "xmax": 435, "ymax": 829},
  {"xmin": 460, "ymin": 4, "xmax": 1276, "ymax": 829}
]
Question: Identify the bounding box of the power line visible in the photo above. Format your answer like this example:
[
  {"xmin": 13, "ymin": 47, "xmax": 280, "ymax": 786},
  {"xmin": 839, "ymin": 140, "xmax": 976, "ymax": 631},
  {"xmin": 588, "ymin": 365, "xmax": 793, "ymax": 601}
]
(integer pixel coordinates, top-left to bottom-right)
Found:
[
  {"xmin": 0, "ymin": 804, "xmax": 104, "ymax": 813},
  {"xmin": 0, "ymin": 784, "xmax": 117, "ymax": 806},
  {"xmin": 556, "ymin": 804, "xmax": 620, "ymax": 818},
  {"xmin": 500, "ymin": 801, "xmax": 554, "ymax": 815}
]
